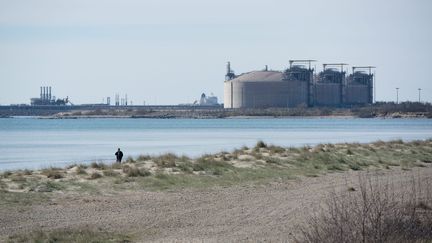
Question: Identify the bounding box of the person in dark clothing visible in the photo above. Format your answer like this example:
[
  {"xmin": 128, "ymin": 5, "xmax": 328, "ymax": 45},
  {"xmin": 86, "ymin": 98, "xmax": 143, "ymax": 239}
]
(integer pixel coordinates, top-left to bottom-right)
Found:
[{"xmin": 115, "ymin": 148, "xmax": 124, "ymax": 163}]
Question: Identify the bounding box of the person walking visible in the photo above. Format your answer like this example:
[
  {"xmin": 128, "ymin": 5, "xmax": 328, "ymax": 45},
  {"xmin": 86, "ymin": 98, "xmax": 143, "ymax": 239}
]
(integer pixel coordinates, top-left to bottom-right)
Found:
[{"xmin": 115, "ymin": 148, "xmax": 124, "ymax": 163}]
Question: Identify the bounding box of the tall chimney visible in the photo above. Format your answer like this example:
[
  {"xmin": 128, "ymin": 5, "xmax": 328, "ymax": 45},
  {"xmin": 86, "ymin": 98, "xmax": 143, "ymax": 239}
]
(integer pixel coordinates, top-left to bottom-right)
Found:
[
  {"xmin": 49, "ymin": 87, "xmax": 52, "ymax": 100},
  {"xmin": 42, "ymin": 87, "xmax": 46, "ymax": 100},
  {"xmin": 40, "ymin": 87, "xmax": 43, "ymax": 99}
]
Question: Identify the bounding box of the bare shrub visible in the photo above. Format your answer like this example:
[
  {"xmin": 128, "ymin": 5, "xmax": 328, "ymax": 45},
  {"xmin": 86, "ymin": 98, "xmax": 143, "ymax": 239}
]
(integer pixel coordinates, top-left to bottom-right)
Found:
[{"xmin": 298, "ymin": 173, "xmax": 432, "ymax": 243}]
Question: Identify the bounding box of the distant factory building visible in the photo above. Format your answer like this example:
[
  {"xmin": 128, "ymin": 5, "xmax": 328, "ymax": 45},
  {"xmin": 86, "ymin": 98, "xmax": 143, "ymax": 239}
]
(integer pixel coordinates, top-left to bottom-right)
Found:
[
  {"xmin": 30, "ymin": 86, "xmax": 70, "ymax": 106},
  {"xmin": 224, "ymin": 61, "xmax": 374, "ymax": 108},
  {"xmin": 199, "ymin": 93, "xmax": 218, "ymax": 106}
]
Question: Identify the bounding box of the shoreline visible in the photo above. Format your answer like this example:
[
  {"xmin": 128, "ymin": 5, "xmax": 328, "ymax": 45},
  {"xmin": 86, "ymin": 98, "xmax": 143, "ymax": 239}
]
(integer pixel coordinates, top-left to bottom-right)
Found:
[
  {"xmin": 15, "ymin": 113, "xmax": 432, "ymax": 119},
  {"xmin": 2, "ymin": 137, "xmax": 432, "ymax": 172},
  {"xmin": 1, "ymin": 139, "xmax": 431, "ymax": 192},
  {"xmin": 2, "ymin": 102, "xmax": 432, "ymax": 119}
]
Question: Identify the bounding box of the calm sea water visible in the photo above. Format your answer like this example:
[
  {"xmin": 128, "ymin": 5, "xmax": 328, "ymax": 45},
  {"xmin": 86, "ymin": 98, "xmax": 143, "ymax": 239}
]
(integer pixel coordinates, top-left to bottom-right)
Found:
[{"xmin": 1, "ymin": 117, "xmax": 431, "ymax": 171}]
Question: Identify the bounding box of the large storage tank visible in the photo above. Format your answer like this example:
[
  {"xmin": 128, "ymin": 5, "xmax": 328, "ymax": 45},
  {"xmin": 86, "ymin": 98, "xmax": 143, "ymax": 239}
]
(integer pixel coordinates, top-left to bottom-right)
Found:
[
  {"xmin": 314, "ymin": 68, "xmax": 344, "ymax": 106},
  {"xmin": 344, "ymin": 71, "xmax": 373, "ymax": 104},
  {"xmin": 224, "ymin": 69, "xmax": 309, "ymax": 109},
  {"xmin": 223, "ymin": 62, "xmax": 374, "ymax": 108}
]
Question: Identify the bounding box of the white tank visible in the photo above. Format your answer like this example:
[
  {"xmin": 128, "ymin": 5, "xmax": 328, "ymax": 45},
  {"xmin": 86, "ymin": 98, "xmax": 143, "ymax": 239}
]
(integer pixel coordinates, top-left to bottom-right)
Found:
[{"xmin": 224, "ymin": 71, "xmax": 309, "ymax": 108}]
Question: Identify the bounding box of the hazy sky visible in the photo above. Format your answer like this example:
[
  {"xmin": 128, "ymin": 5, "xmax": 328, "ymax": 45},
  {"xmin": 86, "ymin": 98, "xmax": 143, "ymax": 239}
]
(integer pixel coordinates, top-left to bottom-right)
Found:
[{"xmin": 1, "ymin": 0, "xmax": 431, "ymax": 105}]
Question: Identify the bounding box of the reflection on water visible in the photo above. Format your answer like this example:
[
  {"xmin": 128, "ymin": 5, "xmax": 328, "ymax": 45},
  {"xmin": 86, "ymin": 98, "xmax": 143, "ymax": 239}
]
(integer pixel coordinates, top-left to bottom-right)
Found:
[{"xmin": 1, "ymin": 118, "xmax": 431, "ymax": 170}]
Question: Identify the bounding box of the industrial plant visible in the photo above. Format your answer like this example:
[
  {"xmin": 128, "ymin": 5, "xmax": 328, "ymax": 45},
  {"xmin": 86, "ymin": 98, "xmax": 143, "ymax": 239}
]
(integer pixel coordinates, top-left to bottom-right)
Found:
[
  {"xmin": 195, "ymin": 93, "xmax": 219, "ymax": 106},
  {"xmin": 30, "ymin": 87, "xmax": 71, "ymax": 106},
  {"xmin": 224, "ymin": 61, "xmax": 375, "ymax": 108}
]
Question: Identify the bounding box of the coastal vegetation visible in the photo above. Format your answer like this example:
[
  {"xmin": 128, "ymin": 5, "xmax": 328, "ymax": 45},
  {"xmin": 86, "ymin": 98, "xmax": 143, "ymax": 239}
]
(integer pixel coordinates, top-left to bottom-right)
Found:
[
  {"xmin": 1, "ymin": 139, "xmax": 431, "ymax": 242},
  {"xmin": 1, "ymin": 139, "xmax": 431, "ymax": 196}
]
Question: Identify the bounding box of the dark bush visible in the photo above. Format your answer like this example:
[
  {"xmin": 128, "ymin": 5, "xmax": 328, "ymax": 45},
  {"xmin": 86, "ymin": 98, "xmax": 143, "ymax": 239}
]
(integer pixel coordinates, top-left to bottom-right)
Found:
[{"xmin": 255, "ymin": 140, "xmax": 267, "ymax": 149}]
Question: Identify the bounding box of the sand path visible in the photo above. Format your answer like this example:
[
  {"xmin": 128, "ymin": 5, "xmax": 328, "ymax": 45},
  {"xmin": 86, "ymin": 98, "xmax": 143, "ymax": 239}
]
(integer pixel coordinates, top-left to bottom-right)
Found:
[{"xmin": 1, "ymin": 166, "xmax": 431, "ymax": 242}]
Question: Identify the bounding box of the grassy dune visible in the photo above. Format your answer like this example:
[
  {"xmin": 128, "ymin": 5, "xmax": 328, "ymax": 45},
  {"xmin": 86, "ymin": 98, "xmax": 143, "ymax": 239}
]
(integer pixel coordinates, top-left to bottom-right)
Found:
[
  {"xmin": 1, "ymin": 139, "xmax": 431, "ymax": 199},
  {"xmin": 1, "ymin": 139, "xmax": 432, "ymax": 242}
]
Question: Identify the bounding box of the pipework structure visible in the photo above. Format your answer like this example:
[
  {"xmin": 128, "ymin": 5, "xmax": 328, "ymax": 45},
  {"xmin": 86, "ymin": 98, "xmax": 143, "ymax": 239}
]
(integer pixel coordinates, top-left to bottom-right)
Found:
[
  {"xmin": 284, "ymin": 60, "xmax": 315, "ymax": 106},
  {"xmin": 345, "ymin": 66, "xmax": 375, "ymax": 105},
  {"xmin": 314, "ymin": 63, "xmax": 347, "ymax": 106},
  {"xmin": 31, "ymin": 86, "xmax": 69, "ymax": 105},
  {"xmin": 224, "ymin": 61, "xmax": 375, "ymax": 109}
]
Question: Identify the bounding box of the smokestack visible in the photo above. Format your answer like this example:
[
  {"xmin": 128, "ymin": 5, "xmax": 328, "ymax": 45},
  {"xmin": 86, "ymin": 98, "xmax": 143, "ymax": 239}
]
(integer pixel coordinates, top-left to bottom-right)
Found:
[
  {"xmin": 42, "ymin": 87, "xmax": 46, "ymax": 100},
  {"xmin": 40, "ymin": 87, "xmax": 43, "ymax": 99},
  {"xmin": 265, "ymin": 65, "xmax": 268, "ymax": 71},
  {"xmin": 226, "ymin": 62, "xmax": 231, "ymax": 75},
  {"xmin": 49, "ymin": 86, "xmax": 52, "ymax": 100}
]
